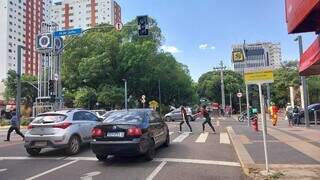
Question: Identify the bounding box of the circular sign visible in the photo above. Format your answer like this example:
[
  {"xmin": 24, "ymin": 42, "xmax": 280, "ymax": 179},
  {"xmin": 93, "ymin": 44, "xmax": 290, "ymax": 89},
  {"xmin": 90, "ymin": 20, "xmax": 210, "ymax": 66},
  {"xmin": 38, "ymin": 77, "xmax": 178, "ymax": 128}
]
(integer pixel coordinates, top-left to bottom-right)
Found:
[
  {"xmin": 39, "ymin": 35, "xmax": 50, "ymax": 48},
  {"xmin": 237, "ymin": 92, "xmax": 243, "ymax": 98},
  {"xmin": 54, "ymin": 38, "xmax": 63, "ymax": 50},
  {"xmin": 115, "ymin": 22, "xmax": 123, "ymax": 31},
  {"xmin": 141, "ymin": 95, "xmax": 146, "ymax": 104},
  {"xmin": 54, "ymin": 73, "xmax": 59, "ymax": 81}
]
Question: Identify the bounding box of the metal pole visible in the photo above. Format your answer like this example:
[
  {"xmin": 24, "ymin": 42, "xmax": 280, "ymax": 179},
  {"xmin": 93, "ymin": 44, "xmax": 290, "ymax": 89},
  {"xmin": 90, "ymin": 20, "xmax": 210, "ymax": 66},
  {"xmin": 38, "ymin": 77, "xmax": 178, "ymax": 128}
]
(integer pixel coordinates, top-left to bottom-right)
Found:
[
  {"xmin": 246, "ymin": 84, "xmax": 250, "ymax": 126},
  {"xmin": 229, "ymin": 93, "xmax": 232, "ymax": 115},
  {"xmin": 239, "ymin": 90, "xmax": 242, "ymax": 115},
  {"xmin": 267, "ymin": 84, "xmax": 271, "ymax": 108},
  {"xmin": 16, "ymin": 45, "xmax": 24, "ymax": 124},
  {"xmin": 259, "ymin": 83, "xmax": 269, "ymax": 172},
  {"xmin": 158, "ymin": 79, "xmax": 162, "ymax": 116},
  {"xmin": 124, "ymin": 80, "xmax": 127, "ymax": 110},
  {"xmin": 296, "ymin": 36, "xmax": 310, "ymax": 127},
  {"xmin": 220, "ymin": 61, "xmax": 226, "ymax": 111},
  {"xmin": 314, "ymin": 111, "xmax": 317, "ymax": 126}
]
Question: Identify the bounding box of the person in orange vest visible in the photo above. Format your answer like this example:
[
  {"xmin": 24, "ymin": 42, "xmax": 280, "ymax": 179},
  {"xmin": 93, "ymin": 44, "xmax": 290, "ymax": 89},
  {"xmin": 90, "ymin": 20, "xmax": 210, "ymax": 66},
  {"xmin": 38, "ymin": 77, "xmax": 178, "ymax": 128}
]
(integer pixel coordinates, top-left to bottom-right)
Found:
[{"xmin": 269, "ymin": 102, "xmax": 279, "ymax": 126}]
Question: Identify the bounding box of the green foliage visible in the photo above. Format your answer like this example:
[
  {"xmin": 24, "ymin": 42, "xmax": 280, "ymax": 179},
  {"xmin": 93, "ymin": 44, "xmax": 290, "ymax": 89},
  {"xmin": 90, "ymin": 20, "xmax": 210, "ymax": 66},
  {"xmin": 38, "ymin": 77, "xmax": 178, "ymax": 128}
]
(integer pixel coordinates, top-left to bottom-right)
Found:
[
  {"xmin": 197, "ymin": 70, "xmax": 244, "ymax": 102},
  {"xmin": 3, "ymin": 70, "xmax": 37, "ymax": 106},
  {"xmin": 62, "ymin": 19, "xmax": 195, "ymax": 109}
]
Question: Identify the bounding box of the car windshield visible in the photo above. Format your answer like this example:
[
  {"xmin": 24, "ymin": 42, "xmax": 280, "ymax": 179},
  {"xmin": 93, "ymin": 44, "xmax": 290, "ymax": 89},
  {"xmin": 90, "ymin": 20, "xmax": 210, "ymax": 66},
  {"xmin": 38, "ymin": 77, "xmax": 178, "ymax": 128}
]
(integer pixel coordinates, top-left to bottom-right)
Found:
[
  {"xmin": 103, "ymin": 111, "xmax": 145, "ymax": 124},
  {"xmin": 32, "ymin": 114, "xmax": 67, "ymax": 124}
]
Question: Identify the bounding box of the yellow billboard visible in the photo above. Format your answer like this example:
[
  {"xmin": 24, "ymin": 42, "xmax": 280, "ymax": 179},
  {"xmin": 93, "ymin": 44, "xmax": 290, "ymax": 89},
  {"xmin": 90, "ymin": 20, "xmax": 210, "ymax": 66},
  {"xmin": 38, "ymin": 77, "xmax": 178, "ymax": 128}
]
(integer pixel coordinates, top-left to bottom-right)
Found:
[{"xmin": 244, "ymin": 69, "xmax": 274, "ymax": 84}]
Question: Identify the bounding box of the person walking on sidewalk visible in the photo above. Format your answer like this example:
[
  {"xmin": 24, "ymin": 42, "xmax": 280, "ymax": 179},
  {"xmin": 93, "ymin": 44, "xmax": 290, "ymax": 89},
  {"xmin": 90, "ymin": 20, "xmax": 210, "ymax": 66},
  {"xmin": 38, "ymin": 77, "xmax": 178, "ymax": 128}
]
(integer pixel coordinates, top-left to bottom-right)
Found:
[
  {"xmin": 285, "ymin": 103, "xmax": 293, "ymax": 127},
  {"xmin": 269, "ymin": 102, "xmax": 279, "ymax": 126},
  {"xmin": 179, "ymin": 104, "xmax": 192, "ymax": 133},
  {"xmin": 196, "ymin": 105, "xmax": 216, "ymax": 133},
  {"xmin": 4, "ymin": 110, "xmax": 25, "ymax": 141}
]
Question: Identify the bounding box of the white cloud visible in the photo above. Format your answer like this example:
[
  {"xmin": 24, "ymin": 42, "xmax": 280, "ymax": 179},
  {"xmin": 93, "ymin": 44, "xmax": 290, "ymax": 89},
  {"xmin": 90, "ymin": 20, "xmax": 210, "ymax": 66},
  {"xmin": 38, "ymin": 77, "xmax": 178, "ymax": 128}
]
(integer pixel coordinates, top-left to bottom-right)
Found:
[
  {"xmin": 160, "ymin": 45, "xmax": 181, "ymax": 54},
  {"xmin": 210, "ymin": 46, "xmax": 216, "ymax": 50},
  {"xmin": 199, "ymin": 44, "xmax": 208, "ymax": 50}
]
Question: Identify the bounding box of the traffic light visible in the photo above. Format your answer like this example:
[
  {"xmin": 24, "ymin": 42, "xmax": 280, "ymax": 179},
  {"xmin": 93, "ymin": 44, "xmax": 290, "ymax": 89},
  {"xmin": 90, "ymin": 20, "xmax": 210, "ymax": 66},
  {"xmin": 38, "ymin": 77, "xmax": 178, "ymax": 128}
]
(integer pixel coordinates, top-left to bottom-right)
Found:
[
  {"xmin": 137, "ymin": 15, "xmax": 149, "ymax": 36},
  {"xmin": 49, "ymin": 80, "xmax": 55, "ymax": 95}
]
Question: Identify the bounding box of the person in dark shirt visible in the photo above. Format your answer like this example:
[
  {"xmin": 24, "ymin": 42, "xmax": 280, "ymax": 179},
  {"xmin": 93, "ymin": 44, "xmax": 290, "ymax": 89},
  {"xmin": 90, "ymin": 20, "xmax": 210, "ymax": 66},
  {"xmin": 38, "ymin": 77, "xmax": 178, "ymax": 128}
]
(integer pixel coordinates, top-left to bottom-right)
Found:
[
  {"xmin": 179, "ymin": 104, "xmax": 192, "ymax": 132},
  {"xmin": 4, "ymin": 111, "xmax": 25, "ymax": 141},
  {"xmin": 197, "ymin": 105, "xmax": 216, "ymax": 133}
]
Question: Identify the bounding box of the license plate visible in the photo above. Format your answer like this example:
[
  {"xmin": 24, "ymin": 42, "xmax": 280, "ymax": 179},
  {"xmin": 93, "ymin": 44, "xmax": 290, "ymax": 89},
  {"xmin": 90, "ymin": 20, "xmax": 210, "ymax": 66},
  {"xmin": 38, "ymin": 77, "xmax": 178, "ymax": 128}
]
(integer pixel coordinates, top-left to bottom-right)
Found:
[
  {"xmin": 34, "ymin": 141, "xmax": 47, "ymax": 147},
  {"xmin": 106, "ymin": 132, "xmax": 124, "ymax": 137}
]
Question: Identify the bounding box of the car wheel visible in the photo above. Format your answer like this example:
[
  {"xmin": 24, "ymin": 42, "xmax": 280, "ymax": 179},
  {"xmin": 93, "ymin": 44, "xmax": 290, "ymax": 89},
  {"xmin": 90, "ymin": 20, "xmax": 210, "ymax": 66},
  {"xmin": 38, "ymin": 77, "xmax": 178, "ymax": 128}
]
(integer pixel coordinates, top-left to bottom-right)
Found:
[
  {"xmin": 163, "ymin": 131, "xmax": 170, "ymax": 147},
  {"xmin": 166, "ymin": 117, "xmax": 172, "ymax": 122},
  {"xmin": 66, "ymin": 135, "xmax": 81, "ymax": 155},
  {"xmin": 145, "ymin": 140, "xmax": 156, "ymax": 161},
  {"xmin": 26, "ymin": 148, "xmax": 41, "ymax": 156},
  {"xmin": 96, "ymin": 154, "xmax": 108, "ymax": 161}
]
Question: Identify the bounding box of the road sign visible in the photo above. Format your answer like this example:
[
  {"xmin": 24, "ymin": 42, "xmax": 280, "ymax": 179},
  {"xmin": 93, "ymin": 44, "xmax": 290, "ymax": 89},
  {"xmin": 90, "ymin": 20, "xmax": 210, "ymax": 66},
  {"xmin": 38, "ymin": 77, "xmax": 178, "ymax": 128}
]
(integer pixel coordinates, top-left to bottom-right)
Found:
[
  {"xmin": 115, "ymin": 22, "xmax": 123, "ymax": 31},
  {"xmin": 237, "ymin": 92, "xmax": 243, "ymax": 98},
  {"xmin": 232, "ymin": 51, "xmax": 245, "ymax": 62},
  {"xmin": 54, "ymin": 73, "xmax": 59, "ymax": 81},
  {"xmin": 141, "ymin": 95, "xmax": 146, "ymax": 104},
  {"xmin": 36, "ymin": 33, "xmax": 53, "ymax": 51},
  {"xmin": 244, "ymin": 69, "xmax": 274, "ymax": 85},
  {"xmin": 53, "ymin": 28, "xmax": 82, "ymax": 37},
  {"xmin": 54, "ymin": 37, "xmax": 63, "ymax": 53},
  {"xmin": 149, "ymin": 100, "xmax": 159, "ymax": 110}
]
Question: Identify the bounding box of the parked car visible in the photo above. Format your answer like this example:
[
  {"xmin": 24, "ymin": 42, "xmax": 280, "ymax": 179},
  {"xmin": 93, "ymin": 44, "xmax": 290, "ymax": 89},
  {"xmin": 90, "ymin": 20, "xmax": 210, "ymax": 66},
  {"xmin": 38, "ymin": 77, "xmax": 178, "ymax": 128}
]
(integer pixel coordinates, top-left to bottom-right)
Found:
[
  {"xmin": 164, "ymin": 107, "xmax": 194, "ymax": 121},
  {"xmin": 90, "ymin": 109, "xmax": 170, "ymax": 161},
  {"xmin": 91, "ymin": 109, "xmax": 107, "ymax": 118},
  {"xmin": 300, "ymin": 103, "xmax": 320, "ymax": 124},
  {"xmin": 24, "ymin": 109, "xmax": 102, "ymax": 156}
]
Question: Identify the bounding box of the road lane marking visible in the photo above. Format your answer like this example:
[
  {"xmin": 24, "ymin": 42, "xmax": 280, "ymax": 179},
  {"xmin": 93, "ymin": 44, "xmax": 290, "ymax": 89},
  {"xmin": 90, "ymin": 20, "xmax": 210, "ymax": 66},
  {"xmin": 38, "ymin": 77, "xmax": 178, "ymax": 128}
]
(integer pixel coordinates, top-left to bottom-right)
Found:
[
  {"xmin": 154, "ymin": 158, "xmax": 240, "ymax": 167},
  {"xmin": 25, "ymin": 160, "xmax": 78, "ymax": 180},
  {"xmin": 80, "ymin": 171, "xmax": 101, "ymax": 180},
  {"xmin": 0, "ymin": 168, "xmax": 7, "ymax": 172},
  {"xmin": 145, "ymin": 161, "xmax": 167, "ymax": 180},
  {"xmin": 268, "ymin": 128, "xmax": 320, "ymax": 162},
  {"xmin": 0, "ymin": 157, "xmax": 66, "ymax": 161},
  {"xmin": 216, "ymin": 120, "xmax": 220, "ymax": 126},
  {"xmin": 220, "ymin": 132, "xmax": 230, "ymax": 144},
  {"xmin": 172, "ymin": 132, "xmax": 190, "ymax": 143},
  {"xmin": 195, "ymin": 132, "xmax": 209, "ymax": 143},
  {"xmin": 169, "ymin": 132, "xmax": 174, "ymax": 135}
]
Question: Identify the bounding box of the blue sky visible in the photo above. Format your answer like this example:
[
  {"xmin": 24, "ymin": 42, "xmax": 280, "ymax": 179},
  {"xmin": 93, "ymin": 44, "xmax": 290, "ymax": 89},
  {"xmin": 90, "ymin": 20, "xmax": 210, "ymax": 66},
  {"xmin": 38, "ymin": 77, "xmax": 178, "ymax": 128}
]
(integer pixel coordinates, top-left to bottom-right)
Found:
[{"xmin": 116, "ymin": 0, "xmax": 317, "ymax": 81}]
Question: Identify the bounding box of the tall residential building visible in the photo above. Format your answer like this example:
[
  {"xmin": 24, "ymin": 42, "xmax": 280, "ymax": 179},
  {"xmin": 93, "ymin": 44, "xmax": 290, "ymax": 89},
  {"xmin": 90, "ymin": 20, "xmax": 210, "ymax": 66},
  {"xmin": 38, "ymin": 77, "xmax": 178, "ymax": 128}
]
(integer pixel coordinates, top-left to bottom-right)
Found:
[
  {"xmin": 231, "ymin": 42, "xmax": 282, "ymax": 74},
  {"xmin": 51, "ymin": 0, "xmax": 121, "ymax": 30},
  {"xmin": 0, "ymin": 0, "xmax": 52, "ymax": 100}
]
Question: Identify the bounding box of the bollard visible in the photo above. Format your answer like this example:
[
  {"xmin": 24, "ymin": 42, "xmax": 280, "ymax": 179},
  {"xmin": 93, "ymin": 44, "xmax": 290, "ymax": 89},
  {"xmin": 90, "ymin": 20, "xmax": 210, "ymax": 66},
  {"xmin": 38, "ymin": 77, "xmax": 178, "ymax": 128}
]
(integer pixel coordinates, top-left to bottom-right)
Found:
[{"xmin": 314, "ymin": 111, "xmax": 317, "ymax": 126}]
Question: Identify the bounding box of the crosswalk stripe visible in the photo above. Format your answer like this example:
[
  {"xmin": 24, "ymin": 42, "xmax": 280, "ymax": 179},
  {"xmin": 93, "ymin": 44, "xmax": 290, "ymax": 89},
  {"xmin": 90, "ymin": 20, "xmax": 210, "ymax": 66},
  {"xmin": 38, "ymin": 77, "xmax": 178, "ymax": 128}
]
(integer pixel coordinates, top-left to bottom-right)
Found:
[
  {"xmin": 195, "ymin": 132, "xmax": 209, "ymax": 143},
  {"xmin": 169, "ymin": 132, "xmax": 174, "ymax": 135},
  {"xmin": 220, "ymin": 132, "xmax": 230, "ymax": 144},
  {"xmin": 216, "ymin": 120, "xmax": 220, "ymax": 126},
  {"xmin": 172, "ymin": 132, "xmax": 190, "ymax": 143}
]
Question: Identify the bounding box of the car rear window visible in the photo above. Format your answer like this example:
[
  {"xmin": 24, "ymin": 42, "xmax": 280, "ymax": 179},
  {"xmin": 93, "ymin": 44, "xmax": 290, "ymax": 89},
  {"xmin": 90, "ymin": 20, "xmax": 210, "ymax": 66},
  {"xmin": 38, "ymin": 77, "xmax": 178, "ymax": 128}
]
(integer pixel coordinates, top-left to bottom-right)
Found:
[
  {"xmin": 32, "ymin": 114, "xmax": 67, "ymax": 124},
  {"xmin": 103, "ymin": 111, "xmax": 145, "ymax": 124}
]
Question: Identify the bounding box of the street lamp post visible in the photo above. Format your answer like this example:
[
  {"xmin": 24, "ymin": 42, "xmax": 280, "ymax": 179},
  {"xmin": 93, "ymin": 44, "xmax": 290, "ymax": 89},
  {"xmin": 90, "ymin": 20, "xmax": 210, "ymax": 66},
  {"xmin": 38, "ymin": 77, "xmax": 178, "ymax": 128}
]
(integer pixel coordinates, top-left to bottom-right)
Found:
[
  {"xmin": 213, "ymin": 61, "xmax": 226, "ymax": 112},
  {"xmin": 123, "ymin": 79, "xmax": 127, "ymax": 110},
  {"xmin": 295, "ymin": 36, "xmax": 310, "ymax": 127},
  {"xmin": 16, "ymin": 45, "xmax": 24, "ymax": 123}
]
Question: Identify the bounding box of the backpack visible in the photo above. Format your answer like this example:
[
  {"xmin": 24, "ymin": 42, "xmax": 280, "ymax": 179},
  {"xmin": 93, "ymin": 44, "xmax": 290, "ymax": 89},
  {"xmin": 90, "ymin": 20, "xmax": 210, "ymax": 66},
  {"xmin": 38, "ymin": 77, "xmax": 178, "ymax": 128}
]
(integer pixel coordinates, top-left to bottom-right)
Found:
[{"xmin": 293, "ymin": 107, "xmax": 299, "ymax": 113}]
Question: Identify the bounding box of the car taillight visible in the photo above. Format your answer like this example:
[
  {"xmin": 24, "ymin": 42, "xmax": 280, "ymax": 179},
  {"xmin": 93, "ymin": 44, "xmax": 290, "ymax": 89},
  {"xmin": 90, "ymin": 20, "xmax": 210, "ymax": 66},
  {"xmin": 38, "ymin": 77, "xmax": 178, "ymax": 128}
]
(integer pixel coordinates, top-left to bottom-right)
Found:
[
  {"xmin": 92, "ymin": 127, "xmax": 103, "ymax": 138},
  {"xmin": 127, "ymin": 127, "xmax": 142, "ymax": 137},
  {"xmin": 53, "ymin": 122, "xmax": 72, "ymax": 129},
  {"xmin": 27, "ymin": 125, "xmax": 34, "ymax": 129}
]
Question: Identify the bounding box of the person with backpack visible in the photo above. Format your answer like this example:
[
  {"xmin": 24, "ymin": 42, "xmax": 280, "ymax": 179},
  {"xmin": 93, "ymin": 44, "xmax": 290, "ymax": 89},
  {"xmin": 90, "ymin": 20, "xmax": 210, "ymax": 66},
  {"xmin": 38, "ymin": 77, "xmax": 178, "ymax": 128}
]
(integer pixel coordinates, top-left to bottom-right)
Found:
[
  {"xmin": 179, "ymin": 104, "xmax": 192, "ymax": 133},
  {"xmin": 292, "ymin": 105, "xmax": 300, "ymax": 126},
  {"xmin": 195, "ymin": 105, "xmax": 216, "ymax": 133}
]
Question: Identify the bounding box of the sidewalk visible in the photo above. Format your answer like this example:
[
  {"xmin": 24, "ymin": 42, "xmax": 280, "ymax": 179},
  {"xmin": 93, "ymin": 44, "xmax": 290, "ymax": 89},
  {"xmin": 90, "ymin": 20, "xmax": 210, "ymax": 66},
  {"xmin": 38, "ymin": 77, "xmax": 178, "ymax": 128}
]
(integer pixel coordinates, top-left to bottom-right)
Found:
[{"xmin": 227, "ymin": 114, "xmax": 320, "ymax": 179}]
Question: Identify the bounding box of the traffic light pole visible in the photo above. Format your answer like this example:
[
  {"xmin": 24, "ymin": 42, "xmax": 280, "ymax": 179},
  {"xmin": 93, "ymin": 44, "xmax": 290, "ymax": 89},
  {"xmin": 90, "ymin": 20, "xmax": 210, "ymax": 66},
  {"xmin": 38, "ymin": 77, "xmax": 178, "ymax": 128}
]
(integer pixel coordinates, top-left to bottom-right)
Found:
[
  {"xmin": 16, "ymin": 45, "xmax": 24, "ymax": 123},
  {"xmin": 213, "ymin": 61, "xmax": 226, "ymax": 112},
  {"xmin": 295, "ymin": 36, "xmax": 310, "ymax": 127}
]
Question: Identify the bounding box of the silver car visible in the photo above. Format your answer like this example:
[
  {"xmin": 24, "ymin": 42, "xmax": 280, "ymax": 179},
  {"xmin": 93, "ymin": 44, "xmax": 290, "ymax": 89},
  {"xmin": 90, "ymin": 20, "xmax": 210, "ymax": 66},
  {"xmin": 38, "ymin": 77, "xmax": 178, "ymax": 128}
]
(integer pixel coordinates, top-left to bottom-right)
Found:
[
  {"xmin": 164, "ymin": 107, "xmax": 194, "ymax": 121},
  {"xmin": 24, "ymin": 109, "xmax": 102, "ymax": 156}
]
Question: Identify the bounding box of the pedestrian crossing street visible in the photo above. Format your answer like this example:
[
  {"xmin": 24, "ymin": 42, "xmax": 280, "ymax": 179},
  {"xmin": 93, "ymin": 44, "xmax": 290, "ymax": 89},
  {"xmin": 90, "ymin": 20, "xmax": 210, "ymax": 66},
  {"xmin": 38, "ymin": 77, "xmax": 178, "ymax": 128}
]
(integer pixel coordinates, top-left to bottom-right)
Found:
[{"xmin": 169, "ymin": 131, "xmax": 230, "ymax": 144}]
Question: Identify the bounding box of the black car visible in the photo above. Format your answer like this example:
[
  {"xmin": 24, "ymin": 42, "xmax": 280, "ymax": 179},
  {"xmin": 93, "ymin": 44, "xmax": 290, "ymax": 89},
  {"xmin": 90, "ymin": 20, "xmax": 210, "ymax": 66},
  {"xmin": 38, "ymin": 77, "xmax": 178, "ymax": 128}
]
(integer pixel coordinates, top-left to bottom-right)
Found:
[
  {"xmin": 90, "ymin": 109, "xmax": 170, "ymax": 161},
  {"xmin": 300, "ymin": 103, "xmax": 320, "ymax": 124}
]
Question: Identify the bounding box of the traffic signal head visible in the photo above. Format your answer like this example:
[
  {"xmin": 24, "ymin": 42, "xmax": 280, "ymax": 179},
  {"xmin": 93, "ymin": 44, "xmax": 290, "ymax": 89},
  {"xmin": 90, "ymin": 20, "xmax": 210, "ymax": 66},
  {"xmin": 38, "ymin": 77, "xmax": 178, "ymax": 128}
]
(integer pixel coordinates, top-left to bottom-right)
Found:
[
  {"xmin": 137, "ymin": 15, "xmax": 149, "ymax": 36},
  {"xmin": 49, "ymin": 79, "xmax": 55, "ymax": 94}
]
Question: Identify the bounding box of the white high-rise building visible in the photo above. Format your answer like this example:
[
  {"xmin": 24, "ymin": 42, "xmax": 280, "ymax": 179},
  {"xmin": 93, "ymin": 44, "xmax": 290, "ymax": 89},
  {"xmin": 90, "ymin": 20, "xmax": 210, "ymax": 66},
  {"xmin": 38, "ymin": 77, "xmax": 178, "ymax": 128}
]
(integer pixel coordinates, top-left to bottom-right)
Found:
[
  {"xmin": 51, "ymin": 0, "xmax": 121, "ymax": 30},
  {"xmin": 0, "ymin": 0, "xmax": 52, "ymax": 100},
  {"xmin": 231, "ymin": 42, "xmax": 282, "ymax": 74}
]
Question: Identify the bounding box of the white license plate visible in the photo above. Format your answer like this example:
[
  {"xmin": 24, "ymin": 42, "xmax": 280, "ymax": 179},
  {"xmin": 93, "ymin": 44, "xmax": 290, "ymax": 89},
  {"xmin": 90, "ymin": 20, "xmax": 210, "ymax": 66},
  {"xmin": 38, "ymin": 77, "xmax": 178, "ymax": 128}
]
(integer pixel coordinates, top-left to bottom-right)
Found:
[
  {"xmin": 106, "ymin": 132, "xmax": 124, "ymax": 137},
  {"xmin": 34, "ymin": 141, "xmax": 47, "ymax": 147}
]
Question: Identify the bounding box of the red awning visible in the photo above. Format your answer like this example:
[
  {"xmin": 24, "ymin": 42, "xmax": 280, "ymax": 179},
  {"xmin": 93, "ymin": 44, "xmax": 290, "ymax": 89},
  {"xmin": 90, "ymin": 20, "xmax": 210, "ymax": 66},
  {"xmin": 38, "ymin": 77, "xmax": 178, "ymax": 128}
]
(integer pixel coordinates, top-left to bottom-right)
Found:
[
  {"xmin": 299, "ymin": 36, "xmax": 320, "ymax": 76},
  {"xmin": 286, "ymin": 0, "xmax": 320, "ymax": 33}
]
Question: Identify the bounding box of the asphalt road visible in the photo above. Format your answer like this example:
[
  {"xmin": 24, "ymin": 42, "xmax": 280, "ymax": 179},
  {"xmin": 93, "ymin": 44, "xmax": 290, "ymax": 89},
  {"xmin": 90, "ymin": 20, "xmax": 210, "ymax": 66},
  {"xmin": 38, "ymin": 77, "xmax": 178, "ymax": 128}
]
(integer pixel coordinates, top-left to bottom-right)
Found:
[{"xmin": 0, "ymin": 118, "xmax": 246, "ymax": 180}]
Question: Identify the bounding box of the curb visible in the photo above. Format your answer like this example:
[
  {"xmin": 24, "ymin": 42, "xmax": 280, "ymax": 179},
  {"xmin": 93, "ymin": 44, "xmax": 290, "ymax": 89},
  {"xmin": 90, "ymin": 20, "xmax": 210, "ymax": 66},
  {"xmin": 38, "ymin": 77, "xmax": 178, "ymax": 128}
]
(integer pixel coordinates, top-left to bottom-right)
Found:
[{"xmin": 226, "ymin": 126, "xmax": 254, "ymax": 176}]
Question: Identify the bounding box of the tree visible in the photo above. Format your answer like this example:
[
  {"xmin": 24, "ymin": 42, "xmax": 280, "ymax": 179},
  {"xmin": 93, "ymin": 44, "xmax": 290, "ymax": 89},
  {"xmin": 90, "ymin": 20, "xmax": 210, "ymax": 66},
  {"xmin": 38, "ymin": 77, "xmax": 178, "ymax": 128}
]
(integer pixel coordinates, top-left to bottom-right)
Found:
[{"xmin": 61, "ymin": 18, "xmax": 196, "ymax": 110}]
